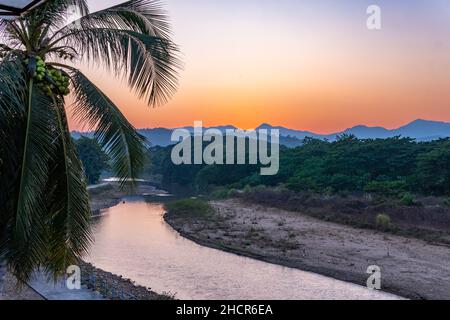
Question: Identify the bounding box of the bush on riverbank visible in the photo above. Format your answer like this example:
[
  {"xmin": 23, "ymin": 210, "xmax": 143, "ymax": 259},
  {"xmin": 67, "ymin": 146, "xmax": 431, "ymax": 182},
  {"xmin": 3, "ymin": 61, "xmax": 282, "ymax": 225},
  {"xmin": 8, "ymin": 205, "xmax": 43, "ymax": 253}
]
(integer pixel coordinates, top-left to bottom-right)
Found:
[
  {"xmin": 165, "ymin": 199, "xmax": 215, "ymax": 219},
  {"xmin": 376, "ymin": 213, "xmax": 391, "ymax": 231}
]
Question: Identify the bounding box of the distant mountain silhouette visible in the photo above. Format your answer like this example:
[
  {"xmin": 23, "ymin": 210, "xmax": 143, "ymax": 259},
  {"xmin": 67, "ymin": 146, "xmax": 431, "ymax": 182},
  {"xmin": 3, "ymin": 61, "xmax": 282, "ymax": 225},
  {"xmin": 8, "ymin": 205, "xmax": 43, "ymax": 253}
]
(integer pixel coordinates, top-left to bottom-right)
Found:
[
  {"xmin": 71, "ymin": 119, "xmax": 450, "ymax": 147},
  {"xmin": 258, "ymin": 119, "xmax": 450, "ymax": 142},
  {"xmin": 257, "ymin": 123, "xmax": 317, "ymax": 140},
  {"xmin": 138, "ymin": 128, "xmax": 174, "ymax": 146},
  {"xmin": 391, "ymin": 119, "xmax": 450, "ymax": 140}
]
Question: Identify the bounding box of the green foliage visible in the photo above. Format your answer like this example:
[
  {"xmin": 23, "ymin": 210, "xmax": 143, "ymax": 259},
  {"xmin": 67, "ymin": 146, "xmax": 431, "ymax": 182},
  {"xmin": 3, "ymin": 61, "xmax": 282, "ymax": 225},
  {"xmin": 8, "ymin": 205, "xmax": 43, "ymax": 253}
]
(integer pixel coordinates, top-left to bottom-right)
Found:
[
  {"xmin": 227, "ymin": 188, "xmax": 238, "ymax": 198},
  {"xmin": 195, "ymin": 164, "xmax": 256, "ymax": 192},
  {"xmin": 416, "ymin": 140, "xmax": 450, "ymax": 195},
  {"xmin": 150, "ymin": 136, "xmax": 450, "ymax": 197},
  {"xmin": 165, "ymin": 199, "xmax": 214, "ymax": 218},
  {"xmin": 0, "ymin": 0, "xmax": 180, "ymax": 281},
  {"xmin": 243, "ymin": 185, "xmax": 252, "ymax": 194},
  {"xmin": 75, "ymin": 137, "xmax": 109, "ymax": 184},
  {"xmin": 147, "ymin": 139, "xmax": 261, "ymax": 191},
  {"xmin": 375, "ymin": 213, "xmax": 391, "ymax": 231},
  {"xmin": 400, "ymin": 192, "xmax": 415, "ymax": 206},
  {"xmin": 210, "ymin": 187, "xmax": 231, "ymax": 200},
  {"xmin": 71, "ymin": 71, "xmax": 148, "ymax": 188},
  {"xmin": 364, "ymin": 180, "xmax": 408, "ymax": 197}
]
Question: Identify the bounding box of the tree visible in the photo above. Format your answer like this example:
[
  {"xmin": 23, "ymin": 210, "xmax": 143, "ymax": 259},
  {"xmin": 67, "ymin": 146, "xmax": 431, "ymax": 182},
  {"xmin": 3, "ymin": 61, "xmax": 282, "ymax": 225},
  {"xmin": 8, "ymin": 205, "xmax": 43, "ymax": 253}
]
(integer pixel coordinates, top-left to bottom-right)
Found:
[
  {"xmin": 75, "ymin": 137, "xmax": 109, "ymax": 184},
  {"xmin": 417, "ymin": 140, "xmax": 450, "ymax": 195},
  {"xmin": 0, "ymin": 0, "xmax": 180, "ymax": 281}
]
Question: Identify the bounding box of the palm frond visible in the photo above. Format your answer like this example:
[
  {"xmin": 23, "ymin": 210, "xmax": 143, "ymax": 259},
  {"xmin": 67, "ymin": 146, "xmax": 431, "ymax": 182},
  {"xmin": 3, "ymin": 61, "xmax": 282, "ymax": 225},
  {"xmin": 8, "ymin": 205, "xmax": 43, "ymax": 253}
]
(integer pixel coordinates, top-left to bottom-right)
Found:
[
  {"xmin": 68, "ymin": 0, "xmax": 171, "ymax": 38},
  {"xmin": 44, "ymin": 97, "xmax": 92, "ymax": 275},
  {"xmin": 52, "ymin": 0, "xmax": 181, "ymax": 106},
  {"xmin": 24, "ymin": 0, "xmax": 89, "ymax": 30},
  {"xmin": 0, "ymin": 20, "xmax": 26, "ymax": 51},
  {"xmin": 71, "ymin": 70, "xmax": 147, "ymax": 188},
  {"xmin": 0, "ymin": 60, "xmax": 28, "ymax": 261},
  {"xmin": 64, "ymin": 27, "xmax": 180, "ymax": 106},
  {"xmin": 4, "ymin": 79, "xmax": 57, "ymax": 281}
]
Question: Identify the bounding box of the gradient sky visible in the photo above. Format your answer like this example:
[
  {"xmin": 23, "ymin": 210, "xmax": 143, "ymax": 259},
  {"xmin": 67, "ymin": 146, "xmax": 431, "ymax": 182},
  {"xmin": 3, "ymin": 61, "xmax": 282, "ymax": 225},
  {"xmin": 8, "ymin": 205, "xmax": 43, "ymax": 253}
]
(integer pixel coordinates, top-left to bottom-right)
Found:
[{"xmin": 72, "ymin": 0, "xmax": 450, "ymax": 133}]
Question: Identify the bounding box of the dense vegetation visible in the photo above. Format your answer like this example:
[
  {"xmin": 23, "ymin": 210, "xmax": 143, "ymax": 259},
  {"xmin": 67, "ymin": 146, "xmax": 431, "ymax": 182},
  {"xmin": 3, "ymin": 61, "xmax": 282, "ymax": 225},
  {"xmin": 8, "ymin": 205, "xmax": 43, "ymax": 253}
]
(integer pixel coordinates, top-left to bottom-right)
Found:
[
  {"xmin": 149, "ymin": 136, "xmax": 450, "ymax": 197},
  {"xmin": 75, "ymin": 137, "xmax": 109, "ymax": 184},
  {"xmin": 165, "ymin": 199, "xmax": 214, "ymax": 219}
]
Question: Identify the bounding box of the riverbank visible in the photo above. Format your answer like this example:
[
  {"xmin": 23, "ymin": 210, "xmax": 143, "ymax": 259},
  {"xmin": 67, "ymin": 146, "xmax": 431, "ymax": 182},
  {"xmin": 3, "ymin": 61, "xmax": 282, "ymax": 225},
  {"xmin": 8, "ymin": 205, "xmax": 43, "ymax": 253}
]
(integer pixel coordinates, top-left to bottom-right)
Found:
[
  {"xmin": 79, "ymin": 262, "xmax": 173, "ymax": 300},
  {"xmin": 165, "ymin": 198, "xmax": 450, "ymax": 300},
  {"xmin": 89, "ymin": 182, "xmax": 162, "ymax": 214}
]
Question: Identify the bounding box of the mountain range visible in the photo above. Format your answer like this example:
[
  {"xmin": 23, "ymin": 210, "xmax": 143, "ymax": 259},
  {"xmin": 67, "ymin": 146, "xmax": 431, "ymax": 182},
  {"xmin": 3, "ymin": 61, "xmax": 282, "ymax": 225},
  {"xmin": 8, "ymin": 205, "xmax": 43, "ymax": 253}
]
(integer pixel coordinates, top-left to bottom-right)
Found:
[{"xmin": 71, "ymin": 119, "xmax": 450, "ymax": 148}]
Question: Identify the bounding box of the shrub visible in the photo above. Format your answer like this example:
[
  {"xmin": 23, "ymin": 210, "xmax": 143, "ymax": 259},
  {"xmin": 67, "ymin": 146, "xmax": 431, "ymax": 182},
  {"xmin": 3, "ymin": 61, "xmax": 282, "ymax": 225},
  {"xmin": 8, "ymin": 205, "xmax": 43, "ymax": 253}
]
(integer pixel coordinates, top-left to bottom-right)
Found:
[
  {"xmin": 165, "ymin": 199, "xmax": 214, "ymax": 218},
  {"xmin": 400, "ymin": 193, "xmax": 415, "ymax": 206},
  {"xmin": 375, "ymin": 213, "xmax": 391, "ymax": 231},
  {"xmin": 227, "ymin": 188, "xmax": 238, "ymax": 198},
  {"xmin": 443, "ymin": 198, "xmax": 450, "ymax": 207},
  {"xmin": 364, "ymin": 180, "xmax": 408, "ymax": 197},
  {"xmin": 324, "ymin": 186, "xmax": 334, "ymax": 196},
  {"xmin": 210, "ymin": 187, "xmax": 230, "ymax": 199},
  {"xmin": 253, "ymin": 185, "xmax": 268, "ymax": 193}
]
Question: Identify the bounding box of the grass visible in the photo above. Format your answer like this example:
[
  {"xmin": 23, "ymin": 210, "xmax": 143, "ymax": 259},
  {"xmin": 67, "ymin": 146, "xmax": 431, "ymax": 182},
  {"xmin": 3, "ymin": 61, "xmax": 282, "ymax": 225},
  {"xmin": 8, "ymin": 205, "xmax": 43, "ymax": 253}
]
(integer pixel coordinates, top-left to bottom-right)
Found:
[{"xmin": 165, "ymin": 198, "xmax": 215, "ymax": 219}]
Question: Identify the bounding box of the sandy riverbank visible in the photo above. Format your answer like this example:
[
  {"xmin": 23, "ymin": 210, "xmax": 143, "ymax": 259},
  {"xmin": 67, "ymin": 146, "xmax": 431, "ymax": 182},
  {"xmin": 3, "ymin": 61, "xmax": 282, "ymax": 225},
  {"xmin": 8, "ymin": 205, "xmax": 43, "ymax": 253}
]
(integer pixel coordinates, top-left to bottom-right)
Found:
[{"xmin": 165, "ymin": 198, "xmax": 450, "ymax": 300}]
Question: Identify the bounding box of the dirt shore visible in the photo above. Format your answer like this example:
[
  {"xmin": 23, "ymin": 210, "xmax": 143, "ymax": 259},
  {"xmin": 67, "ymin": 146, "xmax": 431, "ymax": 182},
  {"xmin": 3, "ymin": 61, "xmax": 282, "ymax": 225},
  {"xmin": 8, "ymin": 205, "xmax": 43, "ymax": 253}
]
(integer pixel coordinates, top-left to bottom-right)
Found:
[
  {"xmin": 89, "ymin": 183, "xmax": 160, "ymax": 213},
  {"xmin": 79, "ymin": 262, "xmax": 174, "ymax": 300},
  {"xmin": 165, "ymin": 198, "xmax": 450, "ymax": 300}
]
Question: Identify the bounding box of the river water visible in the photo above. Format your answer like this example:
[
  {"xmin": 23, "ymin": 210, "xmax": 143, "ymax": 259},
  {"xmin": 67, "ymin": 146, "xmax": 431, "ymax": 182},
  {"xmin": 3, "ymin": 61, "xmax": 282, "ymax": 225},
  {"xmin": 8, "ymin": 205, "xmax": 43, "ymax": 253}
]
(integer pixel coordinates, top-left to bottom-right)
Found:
[{"xmin": 86, "ymin": 198, "xmax": 401, "ymax": 300}]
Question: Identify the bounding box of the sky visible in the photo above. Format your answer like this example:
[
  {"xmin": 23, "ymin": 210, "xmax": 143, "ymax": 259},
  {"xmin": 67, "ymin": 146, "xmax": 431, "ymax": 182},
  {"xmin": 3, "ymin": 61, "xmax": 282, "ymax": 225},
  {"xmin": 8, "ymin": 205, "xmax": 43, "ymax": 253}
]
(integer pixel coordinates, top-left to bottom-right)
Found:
[{"xmin": 71, "ymin": 0, "xmax": 450, "ymax": 133}]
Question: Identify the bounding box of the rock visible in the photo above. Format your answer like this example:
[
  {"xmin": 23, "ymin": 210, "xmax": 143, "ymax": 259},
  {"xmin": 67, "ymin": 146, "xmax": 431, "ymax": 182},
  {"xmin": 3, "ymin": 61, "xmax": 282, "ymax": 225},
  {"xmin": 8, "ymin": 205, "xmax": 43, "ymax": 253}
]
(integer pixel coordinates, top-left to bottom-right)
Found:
[{"xmin": 79, "ymin": 262, "xmax": 174, "ymax": 300}]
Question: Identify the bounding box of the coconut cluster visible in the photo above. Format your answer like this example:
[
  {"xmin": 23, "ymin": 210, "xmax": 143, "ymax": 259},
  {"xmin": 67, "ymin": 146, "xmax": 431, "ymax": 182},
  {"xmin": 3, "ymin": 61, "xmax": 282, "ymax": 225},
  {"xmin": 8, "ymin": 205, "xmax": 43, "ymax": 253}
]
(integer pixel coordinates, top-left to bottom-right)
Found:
[{"xmin": 25, "ymin": 56, "xmax": 70, "ymax": 96}]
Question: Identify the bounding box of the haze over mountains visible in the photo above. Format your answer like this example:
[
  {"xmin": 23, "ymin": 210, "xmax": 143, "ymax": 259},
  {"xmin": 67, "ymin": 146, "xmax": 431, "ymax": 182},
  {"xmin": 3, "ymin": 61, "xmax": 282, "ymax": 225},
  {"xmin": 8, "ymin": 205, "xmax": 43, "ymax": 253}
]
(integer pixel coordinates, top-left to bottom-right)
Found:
[
  {"xmin": 72, "ymin": 119, "xmax": 450, "ymax": 148},
  {"xmin": 257, "ymin": 119, "xmax": 450, "ymax": 142}
]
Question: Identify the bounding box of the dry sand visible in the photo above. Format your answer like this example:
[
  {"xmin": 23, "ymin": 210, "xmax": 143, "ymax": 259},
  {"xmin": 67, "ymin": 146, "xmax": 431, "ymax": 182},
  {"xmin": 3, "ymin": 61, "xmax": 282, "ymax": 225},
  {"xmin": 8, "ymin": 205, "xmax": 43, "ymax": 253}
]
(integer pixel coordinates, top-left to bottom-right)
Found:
[{"xmin": 166, "ymin": 198, "xmax": 450, "ymax": 300}]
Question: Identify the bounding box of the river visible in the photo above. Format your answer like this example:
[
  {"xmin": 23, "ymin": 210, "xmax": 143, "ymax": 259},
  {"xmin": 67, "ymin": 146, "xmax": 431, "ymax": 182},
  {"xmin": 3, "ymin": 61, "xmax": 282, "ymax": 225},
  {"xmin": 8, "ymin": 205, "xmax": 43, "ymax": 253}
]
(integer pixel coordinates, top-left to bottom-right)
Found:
[{"xmin": 86, "ymin": 197, "xmax": 401, "ymax": 300}]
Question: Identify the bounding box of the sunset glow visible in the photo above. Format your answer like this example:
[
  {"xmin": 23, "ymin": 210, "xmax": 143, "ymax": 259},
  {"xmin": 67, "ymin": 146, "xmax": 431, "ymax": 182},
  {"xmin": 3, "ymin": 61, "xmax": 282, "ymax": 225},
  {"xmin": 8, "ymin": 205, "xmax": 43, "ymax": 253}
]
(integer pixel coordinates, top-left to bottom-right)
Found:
[{"xmin": 71, "ymin": 0, "xmax": 450, "ymax": 133}]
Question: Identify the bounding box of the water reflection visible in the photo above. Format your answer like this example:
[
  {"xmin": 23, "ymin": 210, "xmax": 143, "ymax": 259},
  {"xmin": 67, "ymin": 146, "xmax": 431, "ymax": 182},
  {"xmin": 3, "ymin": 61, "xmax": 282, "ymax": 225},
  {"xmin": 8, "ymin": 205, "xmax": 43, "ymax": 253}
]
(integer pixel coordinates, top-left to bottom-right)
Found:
[{"xmin": 86, "ymin": 198, "xmax": 401, "ymax": 300}]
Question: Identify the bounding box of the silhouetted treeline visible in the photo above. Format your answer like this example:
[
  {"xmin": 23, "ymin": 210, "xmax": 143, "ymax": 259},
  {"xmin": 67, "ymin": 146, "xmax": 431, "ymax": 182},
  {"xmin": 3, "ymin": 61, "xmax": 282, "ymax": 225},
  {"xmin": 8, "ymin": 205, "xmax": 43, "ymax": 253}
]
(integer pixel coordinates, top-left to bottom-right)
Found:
[{"xmin": 148, "ymin": 135, "xmax": 450, "ymax": 196}]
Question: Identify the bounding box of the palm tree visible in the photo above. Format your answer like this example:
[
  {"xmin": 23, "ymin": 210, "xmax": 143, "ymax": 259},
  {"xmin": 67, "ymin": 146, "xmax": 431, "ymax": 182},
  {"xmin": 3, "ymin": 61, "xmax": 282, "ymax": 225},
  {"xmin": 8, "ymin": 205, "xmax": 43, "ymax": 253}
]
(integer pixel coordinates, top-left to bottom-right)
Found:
[{"xmin": 0, "ymin": 0, "xmax": 180, "ymax": 281}]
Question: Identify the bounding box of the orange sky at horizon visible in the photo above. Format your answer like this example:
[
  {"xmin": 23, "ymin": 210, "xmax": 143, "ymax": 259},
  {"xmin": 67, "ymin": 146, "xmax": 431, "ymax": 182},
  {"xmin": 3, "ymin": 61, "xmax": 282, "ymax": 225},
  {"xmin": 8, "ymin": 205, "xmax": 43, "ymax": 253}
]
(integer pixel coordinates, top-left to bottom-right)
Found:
[{"xmin": 68, "ymin": 0, "xmax": 450, "ymax": 134}]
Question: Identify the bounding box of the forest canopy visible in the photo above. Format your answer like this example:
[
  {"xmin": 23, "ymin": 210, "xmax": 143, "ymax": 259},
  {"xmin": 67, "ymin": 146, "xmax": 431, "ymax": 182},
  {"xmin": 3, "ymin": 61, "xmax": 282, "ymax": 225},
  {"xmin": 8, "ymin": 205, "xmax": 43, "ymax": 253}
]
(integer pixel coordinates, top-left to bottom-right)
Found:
[{"xmin": 148, "ymin": 136, "xmax": 450, "ymax": 197}]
